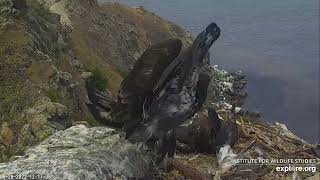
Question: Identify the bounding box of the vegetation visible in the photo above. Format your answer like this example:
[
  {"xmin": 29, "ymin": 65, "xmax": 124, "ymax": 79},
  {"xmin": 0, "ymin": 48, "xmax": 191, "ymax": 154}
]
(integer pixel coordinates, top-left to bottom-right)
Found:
[
  {"xmin": 72, "ymin": 113, "xmax": 99, "ymax": 127},
  {"xmin": 169, "ymin": 23, "xmax": 187, "ymax": 37},
  {"xmin": 88, "ymin": 68, "xmax": 108, "ymax": 91},
  {"xmin": 116, "ymin": 67, "xmax": 129, "ymax": 78},
  {"xmin": 0, "ymin": 0, "xmax": 190, "ymax": 162},
  {"xmin": 70, "ymin": 30, "xmax": 123, "ymax": 96},
  {"xmin": 26, "ymin": 0, "xmax": 52, "ymax": 21},
  {"xmin": 45, "ymin": 88, "xmax": 62, "ymax": 103}
]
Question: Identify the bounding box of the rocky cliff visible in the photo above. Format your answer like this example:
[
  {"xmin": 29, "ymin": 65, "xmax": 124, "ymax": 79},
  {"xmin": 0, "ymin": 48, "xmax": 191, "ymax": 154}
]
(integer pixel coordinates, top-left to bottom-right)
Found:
[
  {"xmin": 0, "ymin": 0, "xmax": 319, "ymax": 179},
  {"xmin": 0, "ymin": 0, "xmax": 191, "ymax": 162}
]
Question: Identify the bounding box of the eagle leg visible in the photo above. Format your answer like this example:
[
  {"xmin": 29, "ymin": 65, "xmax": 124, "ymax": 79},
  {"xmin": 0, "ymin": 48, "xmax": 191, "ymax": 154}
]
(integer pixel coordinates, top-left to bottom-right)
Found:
[{"xmin": 155, "ymin": 129, "xmax": 177, "ymax": 163}]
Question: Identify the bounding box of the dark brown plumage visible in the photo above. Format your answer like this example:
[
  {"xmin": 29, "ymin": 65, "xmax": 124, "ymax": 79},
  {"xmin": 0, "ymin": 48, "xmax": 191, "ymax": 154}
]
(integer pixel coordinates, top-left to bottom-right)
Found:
[
  {"xmin": 111, "ymin": 39, "xmax": 182, "ymax": 136},
  {"xmin": 137, "ymin": 23, "xmax": 220, "ymax": 160},
  {"xmin": 113, "ymin": 23, "xmax": 221, "ymax": 161}
]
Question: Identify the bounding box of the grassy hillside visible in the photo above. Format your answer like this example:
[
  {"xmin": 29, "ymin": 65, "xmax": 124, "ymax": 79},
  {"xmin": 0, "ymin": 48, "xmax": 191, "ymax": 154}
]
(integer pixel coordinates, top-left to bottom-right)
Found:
[{"xmin": 0, "ymin": 0, "xmax": 191, "ymax": 161}]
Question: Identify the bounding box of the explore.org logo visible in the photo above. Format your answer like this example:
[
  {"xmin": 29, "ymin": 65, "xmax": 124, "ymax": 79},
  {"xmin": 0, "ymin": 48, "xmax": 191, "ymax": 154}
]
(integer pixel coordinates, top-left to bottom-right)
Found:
[
  {"xmin": 275, "ymin": 165, "xmax": 316, "ymax": 173},
  {"xmin": 233, "ymin": 158, "xmax": 318, "ymax": 173}
]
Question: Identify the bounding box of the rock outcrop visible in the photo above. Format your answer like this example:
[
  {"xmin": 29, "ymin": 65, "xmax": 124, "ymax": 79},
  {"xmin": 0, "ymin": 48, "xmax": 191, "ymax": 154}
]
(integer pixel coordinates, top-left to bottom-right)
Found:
[
  {"xmin": 0, "ymin": 125, "xmax": 152, "ymax": 179},
  {"xmin": 24, "ymin": 97, "xmax": 72, "ymax": 142}
]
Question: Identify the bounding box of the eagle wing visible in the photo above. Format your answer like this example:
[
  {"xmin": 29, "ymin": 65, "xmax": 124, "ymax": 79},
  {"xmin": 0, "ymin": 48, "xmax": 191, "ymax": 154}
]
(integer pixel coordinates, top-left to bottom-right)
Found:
[
  {"xmin": 112, "ymin": 39, "xmax": 183, "ymax": 135},
  {"xmin": 194, "ymin": 72, "xmax": 210, "ymax": 112},
  {"xmin": 119, "ymin": 39, "xmax": 182, "ymax": 99}
]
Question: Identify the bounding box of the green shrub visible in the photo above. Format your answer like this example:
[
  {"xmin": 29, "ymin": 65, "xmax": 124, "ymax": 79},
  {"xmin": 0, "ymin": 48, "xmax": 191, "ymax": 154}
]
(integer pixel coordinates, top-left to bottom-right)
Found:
[
  {"xmin": 88, "ymin": 68, "xmax": 108, "ymax": 91},
  {"xmin": 46, "ymin": 88, "xmax": 62, "ymax": 103}
]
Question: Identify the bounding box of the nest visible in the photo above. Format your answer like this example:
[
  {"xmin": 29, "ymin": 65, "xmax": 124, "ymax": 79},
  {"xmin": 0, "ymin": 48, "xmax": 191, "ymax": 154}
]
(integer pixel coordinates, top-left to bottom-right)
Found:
[{"xmin": 162, "ymin": 113, "xmax": 320, "ymax": 180}]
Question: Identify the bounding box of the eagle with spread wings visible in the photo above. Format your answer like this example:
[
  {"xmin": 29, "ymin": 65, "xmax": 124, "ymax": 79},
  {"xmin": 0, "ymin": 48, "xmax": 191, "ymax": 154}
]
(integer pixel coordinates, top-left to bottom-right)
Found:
[{"xmin": 111, "ymin": 23, "xmax": 221, "ymax": 160}]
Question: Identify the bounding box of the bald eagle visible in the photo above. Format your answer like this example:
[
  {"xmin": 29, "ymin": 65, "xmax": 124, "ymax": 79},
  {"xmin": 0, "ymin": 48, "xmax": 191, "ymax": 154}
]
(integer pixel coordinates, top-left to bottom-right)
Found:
[
  {"xmin": 113, "ymin": 23, "xmax": 221, "ymax": 160},
  {"xmin": 141, "ymin": 23, "xmax": 220, "ymax": 158}
]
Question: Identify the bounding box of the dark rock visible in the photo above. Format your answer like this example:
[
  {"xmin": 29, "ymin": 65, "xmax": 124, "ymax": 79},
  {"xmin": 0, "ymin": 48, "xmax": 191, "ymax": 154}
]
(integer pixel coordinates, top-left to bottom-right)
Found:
[
  {"xmin": 25, "ymin": 98, "xmax": 72, "ymax": 141},
  {"xmin": 12, "ymin": 0, "xmax": 27, "ymax": 11},
  {"xmin": 47, "ymin": 107, "xmax": 72, "ymax": 130},
  {"xmin": 231, "ymin": 70, "xmax": 245, "ymax": 80},
  {"xmin": 245, "ymin": 111, "xmax": 261, "ymax": 118}
]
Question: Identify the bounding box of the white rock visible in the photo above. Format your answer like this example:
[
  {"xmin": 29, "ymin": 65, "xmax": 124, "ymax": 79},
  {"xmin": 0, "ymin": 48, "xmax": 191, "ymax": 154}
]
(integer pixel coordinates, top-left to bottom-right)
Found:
[
  {"xmin": 222, "ymin": 82, "xmax": 233, "ymax": 92},
  {"xmin": 235, "ymin": 107, "xmax": 242, "ymax": 114},
  {"xmin": 0, "ymin": 125, "xmax": 152, "ymax": 179}
]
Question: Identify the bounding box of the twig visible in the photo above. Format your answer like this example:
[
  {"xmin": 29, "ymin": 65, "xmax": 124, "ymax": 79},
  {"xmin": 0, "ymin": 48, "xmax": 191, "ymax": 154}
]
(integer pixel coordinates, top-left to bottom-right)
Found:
[
  {"xmin": 170, "ymin": 159, "xmax": 211, "ymax": 180},
  {"xmin": 243, "ymin": 124, "xmax": 301, "ymax": 145},
  {"xmin": 188, "ymin": 154, "xmax": 200, "ymax": 161},
  {"xmin": 237, "ymin": 140, "xmax": 256, "ymax": 156}
]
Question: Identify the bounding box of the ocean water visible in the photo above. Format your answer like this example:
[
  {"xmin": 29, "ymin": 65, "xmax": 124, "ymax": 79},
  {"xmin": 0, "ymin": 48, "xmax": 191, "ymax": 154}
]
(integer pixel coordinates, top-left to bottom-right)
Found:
[{"xmin": 99, "ymin": 0, "xmax": 319, "ymax": 143}]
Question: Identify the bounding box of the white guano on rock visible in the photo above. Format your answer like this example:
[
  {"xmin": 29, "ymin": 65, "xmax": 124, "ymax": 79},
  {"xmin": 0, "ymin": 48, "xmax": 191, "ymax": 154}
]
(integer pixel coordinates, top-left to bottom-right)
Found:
[{"xmin": 0, "ymin": 125, "xmax": 152, "ymax": 179}]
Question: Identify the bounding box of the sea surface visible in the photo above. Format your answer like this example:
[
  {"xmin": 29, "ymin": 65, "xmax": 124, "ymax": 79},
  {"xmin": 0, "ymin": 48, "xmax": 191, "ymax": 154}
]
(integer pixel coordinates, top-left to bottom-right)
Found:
[{"xmin": 99, "ymin": 0, "xmax": 319, "ymax": 143}]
